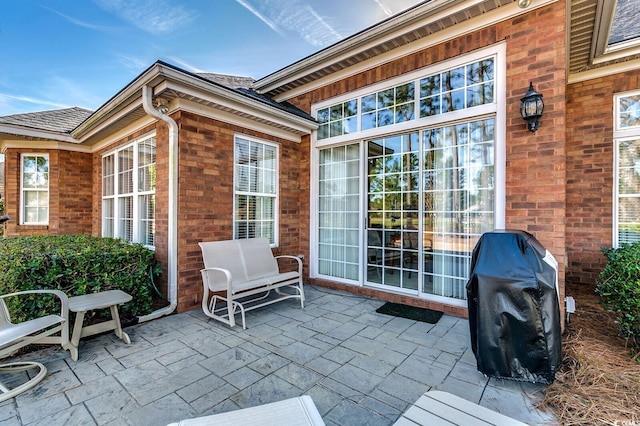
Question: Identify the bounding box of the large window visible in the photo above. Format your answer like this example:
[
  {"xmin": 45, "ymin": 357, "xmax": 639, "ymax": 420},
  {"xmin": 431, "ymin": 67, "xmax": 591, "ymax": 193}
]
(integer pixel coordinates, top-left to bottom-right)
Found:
[
  {"xmin": 102, "ymin": 135, "xmax": 156, "ymax": 247},
  {"xmin": 234, "ymin": 136, "xmax": 278, "ymax": 245},
  {"xmin": 615, "ymin": 91, "xmax": 640, "ymax": 245},
  {"xmin": 316, "ymin": 56, "xmax": 495, "ymax": 140},
  {"xmin": 21, "ymin": 154, "xmax": 49, "ymax": 225},
  {"xmin": 313, "ymin": 45, "xmax": 504, "ymax": 305}
]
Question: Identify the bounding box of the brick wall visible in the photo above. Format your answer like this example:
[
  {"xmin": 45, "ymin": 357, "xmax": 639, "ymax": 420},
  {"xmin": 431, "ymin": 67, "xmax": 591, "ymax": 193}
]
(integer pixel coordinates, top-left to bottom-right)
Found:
[
  {"xmin": 288, "ymin": 1, "xmax": 567, "ymax": 314},
  {"xmin": 175, "ymin": 111, "xmax": 305, "ymax": 312},
  {"xmin": 566, "ymin": 70, "xmax": 640, "ymax": 287},
  {"xmin": 3, "ymin": 148, "xmax": 92, "ymax": 237}
]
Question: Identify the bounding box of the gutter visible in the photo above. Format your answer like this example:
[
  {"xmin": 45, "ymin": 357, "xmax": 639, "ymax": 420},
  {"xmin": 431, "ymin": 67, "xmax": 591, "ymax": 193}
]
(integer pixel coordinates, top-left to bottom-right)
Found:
[{"xmin": 138, "ymin": 85, "xmax": 178, "ymax": 322}]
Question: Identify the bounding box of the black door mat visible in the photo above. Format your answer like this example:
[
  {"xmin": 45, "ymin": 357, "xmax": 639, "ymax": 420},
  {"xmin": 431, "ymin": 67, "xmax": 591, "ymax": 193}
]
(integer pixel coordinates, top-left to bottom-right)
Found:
[{"xmin": 376, "ymin": 302, "xmax": 443, "ymax": 324}]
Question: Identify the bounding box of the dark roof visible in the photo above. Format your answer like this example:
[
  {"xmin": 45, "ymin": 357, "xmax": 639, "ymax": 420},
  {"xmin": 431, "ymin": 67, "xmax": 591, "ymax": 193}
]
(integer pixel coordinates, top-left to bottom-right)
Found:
[
  {"xmin": 0, "ymin": 107, "xmax": 93, "ymax": 133},
  {"xmin": 234, "ymin": 87, "xmax": 315, "ymax": 122},
  {"xmin": 196, "ymin": 73, "xmax": 255, "ymax": 89}
]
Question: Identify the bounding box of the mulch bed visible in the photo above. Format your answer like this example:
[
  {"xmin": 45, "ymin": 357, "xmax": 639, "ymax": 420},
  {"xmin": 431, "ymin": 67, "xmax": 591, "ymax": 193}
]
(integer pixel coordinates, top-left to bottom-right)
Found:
[{"xmin": 539, "ymin": 283, "xmax": 640, "ymax": 425}]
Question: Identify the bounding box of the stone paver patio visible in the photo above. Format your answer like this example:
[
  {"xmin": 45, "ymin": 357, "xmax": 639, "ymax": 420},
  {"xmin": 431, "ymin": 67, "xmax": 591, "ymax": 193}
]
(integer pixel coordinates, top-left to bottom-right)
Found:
[{"xmin": 0, "ymin": 285, "xmax": 555, "ymax": 425}]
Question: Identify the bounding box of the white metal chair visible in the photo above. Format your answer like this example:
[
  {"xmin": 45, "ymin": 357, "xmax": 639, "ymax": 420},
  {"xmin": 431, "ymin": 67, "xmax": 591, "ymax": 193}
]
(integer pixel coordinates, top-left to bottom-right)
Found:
[{"xmin": 0, "ymin": 290, "xmax": 69, "ymax": 402}]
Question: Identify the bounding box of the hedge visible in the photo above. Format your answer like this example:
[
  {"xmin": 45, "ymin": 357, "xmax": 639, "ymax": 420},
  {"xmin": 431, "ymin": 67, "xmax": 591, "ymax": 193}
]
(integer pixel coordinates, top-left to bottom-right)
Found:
[
  {"xmin": 0, "ymin": 235, "xmax": 161, "ymax": 322},
  {"xmin": 595, "ymin": 242, "xmax": 640, "ymax": 359}
]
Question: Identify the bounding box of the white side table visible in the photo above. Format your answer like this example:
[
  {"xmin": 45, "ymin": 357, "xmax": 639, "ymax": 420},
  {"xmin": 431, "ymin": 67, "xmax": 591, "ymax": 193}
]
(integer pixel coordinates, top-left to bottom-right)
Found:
[{"xmin": 67, "ymin": 289, "xmax": 132, "ymax": 361}]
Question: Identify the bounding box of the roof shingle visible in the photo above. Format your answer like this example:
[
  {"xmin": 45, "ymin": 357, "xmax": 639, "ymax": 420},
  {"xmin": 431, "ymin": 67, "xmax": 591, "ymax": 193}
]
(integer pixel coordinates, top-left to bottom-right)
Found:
[{"xmin": 0, "ymin": 107, "xmax": 93, "ymax": 133}]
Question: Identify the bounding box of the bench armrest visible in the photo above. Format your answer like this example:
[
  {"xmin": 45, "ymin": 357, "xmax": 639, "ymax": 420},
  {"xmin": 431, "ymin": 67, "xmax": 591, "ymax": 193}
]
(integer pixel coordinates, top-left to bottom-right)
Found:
[
  {"xmin": 200, "ymin": 267, "xmax": 233, "ymax": 294},
  {"xmin": 0, "ymin": 289, "xmax": 69, "ymax": 323},
  {"xmin": 275, "ymin": 255, "xmax": 303, "ymax": 275}
]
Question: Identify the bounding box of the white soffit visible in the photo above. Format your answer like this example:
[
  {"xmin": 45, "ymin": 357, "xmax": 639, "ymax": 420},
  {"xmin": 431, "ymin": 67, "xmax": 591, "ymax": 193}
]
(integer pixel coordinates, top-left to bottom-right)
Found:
[{"xmin": 569, "ymin": 0, "xmax": 640, "ymax": 83}]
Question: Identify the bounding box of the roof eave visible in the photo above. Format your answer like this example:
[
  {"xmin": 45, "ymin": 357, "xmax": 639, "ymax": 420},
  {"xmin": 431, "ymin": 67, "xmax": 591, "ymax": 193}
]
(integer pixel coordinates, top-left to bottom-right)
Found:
[
  {"xmin": 0, "ymin": 123, "xmax": 77, "ymax": 143},
  {"xmin": 72, "ymin": 61, "xmax": 317, "ymax": 141}
]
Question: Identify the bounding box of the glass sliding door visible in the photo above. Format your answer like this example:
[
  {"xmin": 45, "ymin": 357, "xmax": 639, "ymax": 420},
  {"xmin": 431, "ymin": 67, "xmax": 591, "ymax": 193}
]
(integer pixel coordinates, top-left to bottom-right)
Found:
[
  {"xmin": 423, "ymin": 118, "xmax": 495, "ymax": 299},
  {"xmin": 318, "ymin": 144, "xmax": 360, "ymax": 281},
  {"xmin": 366, "ymin": 133, "xmax": 420, "ymax": 291}
]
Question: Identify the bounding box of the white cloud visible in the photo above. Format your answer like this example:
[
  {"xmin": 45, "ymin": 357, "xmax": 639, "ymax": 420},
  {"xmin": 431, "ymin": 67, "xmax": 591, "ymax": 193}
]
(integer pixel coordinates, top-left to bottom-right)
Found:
[
  {"xmin": 92, "ymin": 0, "xmax": 194, "ymax": 35},
  {"xmin": 235, "ymin": 0, "xmax": 344, "ymax": 47},
  {"xmin": 166, "ymin": 57, "xmax": 207, "ymax": 74},
  {"xmin": 0, "ymin": 93, "xmax": 72, "ymax": 116},
  {"xmin": 235, "ymin": 0, "xmax": 285, "ymax": 37},
  {"xmin": 372, "ymin": 0, "xmax": 393, "ymax": 17},
  {"xmin": 37, "ymin": 3, "xmax": 120, "ymax": 32}
]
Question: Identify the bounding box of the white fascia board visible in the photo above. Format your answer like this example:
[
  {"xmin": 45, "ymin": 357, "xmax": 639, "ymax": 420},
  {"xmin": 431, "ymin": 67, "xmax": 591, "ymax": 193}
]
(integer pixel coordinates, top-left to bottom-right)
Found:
[
  {"xmin": 0, "ymin": 123, "xmax": 78, "ymax": 143},
  {"xmin": 155, "ymin": 79, "xmax": 317, "ymax": 134},
  {"xmin": 1, "ymin": 139, "xmax": 91, "ymax": 154},
  {"xmin": 568, "ymin": 58, "xmax": 640, "ymax": 84},
  {"xmin": 176, "ymin": 98, "xmax": 304, "ymax": 143},
  {"xmin": 270, "ymin": 0, "xmax": 557, "ymax": 102}
]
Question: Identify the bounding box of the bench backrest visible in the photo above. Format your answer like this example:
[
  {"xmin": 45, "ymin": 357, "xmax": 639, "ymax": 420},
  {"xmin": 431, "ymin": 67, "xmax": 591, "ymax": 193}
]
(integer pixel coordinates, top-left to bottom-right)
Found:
[
  {"xmin": 199, "ymin": 238, "xmax": 279, "ymax": 284},
  {"xmin": 236, "ymin": 238, "xmax": 279, "ymax": 279}
]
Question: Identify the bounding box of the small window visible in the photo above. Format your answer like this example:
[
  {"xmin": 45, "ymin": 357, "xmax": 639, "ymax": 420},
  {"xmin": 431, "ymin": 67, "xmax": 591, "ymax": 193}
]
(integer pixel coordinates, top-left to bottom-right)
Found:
[
  {"xmin": 21, "ymin": 154, "xmax": 49, "ymax": 225},
  {"xmin": 234, "ymin": 135, "xmax": 278, "ymax": 245}
]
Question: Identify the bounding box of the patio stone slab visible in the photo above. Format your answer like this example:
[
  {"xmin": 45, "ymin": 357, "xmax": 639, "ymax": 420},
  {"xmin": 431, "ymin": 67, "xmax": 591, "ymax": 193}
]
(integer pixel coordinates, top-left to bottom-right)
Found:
[
  {"xmin": 0, "ymin": 284, "xmax": 556, "ymax": 425},
  {"xmin": 324, "ymin": 399, "xmax": 391, "ymax": 426}
]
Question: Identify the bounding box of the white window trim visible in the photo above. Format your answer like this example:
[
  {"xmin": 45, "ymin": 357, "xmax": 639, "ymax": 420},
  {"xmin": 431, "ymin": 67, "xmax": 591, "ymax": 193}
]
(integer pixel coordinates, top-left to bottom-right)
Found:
[
  {"xmin": 101, "ymin": 133, "xmax": 156, "ymax": 249},
  {"xmin": 233, "ymin": 134, "xmax": 280, "ymax": 247},
  {"xmin": 20, "ymin": 153, "xmax": 49, "ymax": 226},
  {"xmin": 309, "ymin": 41, "xmax": 507, "ymax": 299},
  {"xmin": 613, "ymin": 90, "xmax": 640, "ymax": 247}
]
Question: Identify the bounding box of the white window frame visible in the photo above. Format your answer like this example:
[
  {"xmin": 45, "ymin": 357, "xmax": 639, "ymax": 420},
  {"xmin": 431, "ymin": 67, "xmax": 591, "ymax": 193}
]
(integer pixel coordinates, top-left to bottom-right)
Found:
[
  {"xmin": 309, "ymin": 42, "xmax": 507, "ymax": 307},
  {"xmin": 20, "ymin": 153, "xmax": 49, "ymax": 225},
  {"xmin": 101, "ymin": 133, "xmax": 156, "ymax": 249},
  {"xmin": 233, "ymin": 134, "xmax": 280, "ymax": 246},
  {"xmin": 613, "ymin": 89, "xmax": 640, "ymax": 246}
]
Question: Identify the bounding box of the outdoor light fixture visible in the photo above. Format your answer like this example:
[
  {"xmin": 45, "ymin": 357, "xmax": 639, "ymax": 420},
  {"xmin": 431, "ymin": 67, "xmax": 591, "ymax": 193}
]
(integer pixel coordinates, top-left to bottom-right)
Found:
[
  {"xmin": 518, "ymin": 0, "xmax": 532, "ymax": 8},
  {"xmin": 520, "ymin": 82, "xmax": 544, "ymax": 132},
  {"xmin": 155, "ymin": 99, "xmax": 169, "ymax": 115}
]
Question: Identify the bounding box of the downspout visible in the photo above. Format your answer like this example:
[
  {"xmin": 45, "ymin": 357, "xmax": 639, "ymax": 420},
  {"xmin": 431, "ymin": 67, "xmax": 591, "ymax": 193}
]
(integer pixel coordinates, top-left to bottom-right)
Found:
[{"xmin": 139, "ymin": 85, "xmax": 178, "ymax": 321}]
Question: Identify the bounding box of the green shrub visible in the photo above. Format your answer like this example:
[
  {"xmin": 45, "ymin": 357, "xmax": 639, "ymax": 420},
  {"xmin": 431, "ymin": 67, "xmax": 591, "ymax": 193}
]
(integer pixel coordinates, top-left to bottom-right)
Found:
[
  {"xmin": 595, "ymin": 242, "xmax": 640, "ymax": 358},
  {"xmin": 0, "ymin": 235, "xmax": 161, "ymax": 322}
]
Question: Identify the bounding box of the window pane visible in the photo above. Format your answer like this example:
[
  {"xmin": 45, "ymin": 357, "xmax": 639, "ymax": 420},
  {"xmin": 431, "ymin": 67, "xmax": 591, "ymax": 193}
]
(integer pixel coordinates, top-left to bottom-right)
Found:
[
  {"xmin": 103, "ymin": 198, "xmax": 114, "ymax": 238},
  {"xmin": 103, "ymin": 155, "xmax": 115, "ymax": 196},
  {"xmin": 617, "ymin": 138, "xmax": 640, "ymax": 244},
  {"xmin": 318, "ymin": 144, "xmax": 360, "ymax": 281},
  {"xmin": 619, "ymin": 95, "xmax": 640, "ymax": 128},
  {"xmin": 234, "ymin": 137, "xmax": 277, "ymax": 244}
]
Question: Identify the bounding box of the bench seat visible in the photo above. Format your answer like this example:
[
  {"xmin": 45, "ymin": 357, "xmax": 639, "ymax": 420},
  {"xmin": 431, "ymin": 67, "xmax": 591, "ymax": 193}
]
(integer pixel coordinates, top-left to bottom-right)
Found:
[{"xmin": 199, "ymin": 238, "xmax": 304, "ymax": 329}]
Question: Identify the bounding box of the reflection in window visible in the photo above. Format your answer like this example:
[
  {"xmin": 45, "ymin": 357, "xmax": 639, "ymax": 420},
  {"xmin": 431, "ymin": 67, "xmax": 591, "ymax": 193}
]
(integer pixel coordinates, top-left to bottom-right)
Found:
[{"xmin": 618, "ymin": 94, "xmax": 640, "ymax": 128}]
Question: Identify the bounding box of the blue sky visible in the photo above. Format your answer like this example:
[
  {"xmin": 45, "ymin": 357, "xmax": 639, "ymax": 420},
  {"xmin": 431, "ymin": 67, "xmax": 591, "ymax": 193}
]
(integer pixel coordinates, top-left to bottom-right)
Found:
[{"xmin": 0, "ymin": 0, "xmax": 423, "ymax": 117}]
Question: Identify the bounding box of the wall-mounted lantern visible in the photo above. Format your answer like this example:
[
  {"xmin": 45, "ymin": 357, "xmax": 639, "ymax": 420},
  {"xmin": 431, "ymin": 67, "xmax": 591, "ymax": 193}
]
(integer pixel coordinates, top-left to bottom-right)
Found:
[{"xmin": 520, "ymin": 82, "xmax": 544, "ymax": 132}]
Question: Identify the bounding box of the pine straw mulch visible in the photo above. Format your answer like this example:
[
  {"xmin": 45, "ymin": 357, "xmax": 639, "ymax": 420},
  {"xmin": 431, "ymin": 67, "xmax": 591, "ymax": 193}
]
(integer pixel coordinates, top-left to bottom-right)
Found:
[{"xmin": 539, "ymin": 284, "xmax": 640, "ymax": 425}]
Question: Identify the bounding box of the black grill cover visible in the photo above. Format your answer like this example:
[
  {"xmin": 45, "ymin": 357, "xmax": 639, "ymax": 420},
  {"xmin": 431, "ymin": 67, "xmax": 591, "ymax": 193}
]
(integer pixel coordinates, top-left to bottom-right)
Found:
[{"xmin": 466, "ymin": 230, "xmax": 562, "ymax": 384}]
